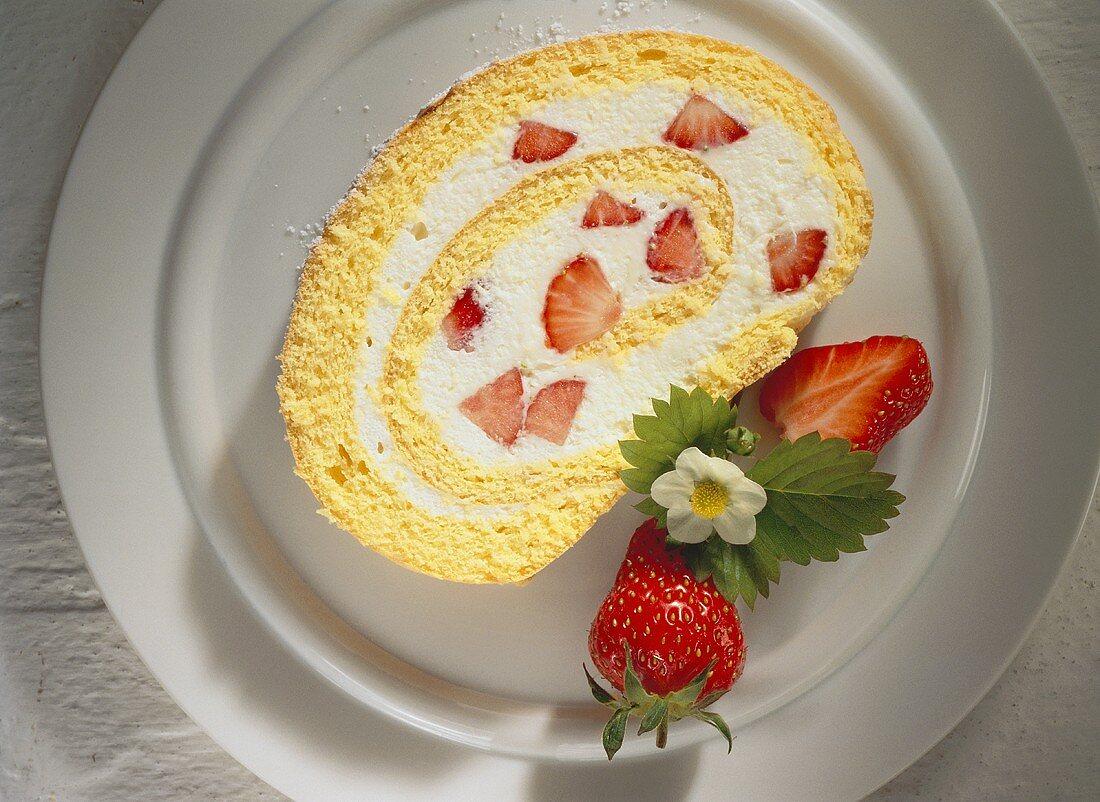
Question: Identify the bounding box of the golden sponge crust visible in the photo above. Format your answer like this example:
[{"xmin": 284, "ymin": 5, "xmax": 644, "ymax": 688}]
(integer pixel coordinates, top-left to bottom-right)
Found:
[{"xmin": 277, "ymin": 31, "xmax": 873, "ymax": 584}]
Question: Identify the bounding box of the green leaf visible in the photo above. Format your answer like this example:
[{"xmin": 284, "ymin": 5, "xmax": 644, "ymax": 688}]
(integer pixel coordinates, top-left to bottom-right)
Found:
[
  {"xmin": 668, "ymin": 385, "xmax": 690, "ymax": 426},
  {"xmin": 634, "ymin": 497, "xmax": 669, "ymax": 529},
  {"xmin": 694, "ymin": 537, "xmax": 774, "ymax": 610},
  {"xmin": 683, "ymin": 542, "xmax": 712, "ymax": 583},
  {"xmin": 631, "ymin": 413, "xmax": 671, "ymax": 443},
  {"xmin": 693, "ymin": 689, "xmax": 728, "ymax": 711},
  {"xmin": 620, "ymin": 467, "xmax": 659, "ymax": 495},
  {"xmin": 603, "ymin": 707, "xmax": 631, "ymax": 760},
  {"xmin": 618, "ymin": 386, "xmax": 736, "ymax": 494},
  {"xmin": 583, "ymin": 664, "xmax": 617, "ymax": 708},
  {"xmin": 687, "ymin": 432, "xmax": 902, "ymax": 607},
  {"xmin": 637, "ymin": 699, "xmax": 668, "ymax": 736},
  {"xmin": 667, "ymin": 660, "xmax": 714, "ymax": 707},
  {"xmin": 619, "ymin": 440, "xmax": 673, "ymax": 473},
  {"xmin": 623, "ymin": 648, "xmax": 648, "ymax": 707},
  {"xmin": 694, "ymin": 710, "xmax": 733, "ymax": 753},
  {"xmin": 701, "ymin": 536, "xmax": 741, "ymax": 602},
  {"xmin": 753, "ymin": 505, "xmax": 811, "ymax": 565}
]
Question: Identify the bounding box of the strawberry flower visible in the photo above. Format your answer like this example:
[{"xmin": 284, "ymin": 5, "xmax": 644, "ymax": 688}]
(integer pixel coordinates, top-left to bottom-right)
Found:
[{"xmin": 650, "ymin": 447, "xmax": 767, "ymax": 545}]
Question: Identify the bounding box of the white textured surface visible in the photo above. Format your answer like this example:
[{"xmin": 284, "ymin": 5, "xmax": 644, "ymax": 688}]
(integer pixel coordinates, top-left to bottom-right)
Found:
[{"xmin": 0, "ymin": 1, "xmax": 1096, "ymax": 799}]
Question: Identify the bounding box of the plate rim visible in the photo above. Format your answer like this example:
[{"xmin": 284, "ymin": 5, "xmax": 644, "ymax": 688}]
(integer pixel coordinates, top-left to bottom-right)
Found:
[{"xmin": 40, "ymin": 0, "xmax": 1100, "ymax": 798}]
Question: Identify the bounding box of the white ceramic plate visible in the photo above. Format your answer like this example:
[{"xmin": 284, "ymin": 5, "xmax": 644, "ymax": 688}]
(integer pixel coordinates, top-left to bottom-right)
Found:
[{"xmin": 41, "ymin": 0, "xmax": 1100, "ymax": 798}]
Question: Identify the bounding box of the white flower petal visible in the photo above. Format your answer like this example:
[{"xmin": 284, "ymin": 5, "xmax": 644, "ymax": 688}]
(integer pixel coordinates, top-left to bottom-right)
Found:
[
  {"xmin": 714, "ymin": 508, "xmax": 758, "ymax": 545},
  {"xmin": 650, "ymin": 471, "xmax": 695, "ymax": 509},
  {"xmin": 704, "ymin": 455, "xmax": 747, "ymax": 485},
  {"xmin": 726, "ymin": 477, "xmax": 768, "ymax": 516},
  {"xmin": 674, "ymin": 447, "xmax": 713, "ymax": 482},
  {"xmin": 666, "ymin": 506, "xmax": 714, "ymax": 544}
]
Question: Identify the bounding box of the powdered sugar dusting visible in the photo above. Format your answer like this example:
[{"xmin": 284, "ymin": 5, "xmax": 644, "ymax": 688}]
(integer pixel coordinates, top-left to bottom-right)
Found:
[
  {"xmin": 468, "ymin": 2, "xmax": 697, "ymax": 61},
  {"xmin": 288, "ymin": 221, "xmax": 323, "ymax": 250}
]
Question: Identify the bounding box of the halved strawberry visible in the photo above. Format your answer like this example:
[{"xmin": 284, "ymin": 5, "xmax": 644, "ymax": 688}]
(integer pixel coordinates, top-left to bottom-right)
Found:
[
  {"xmin": 512, "ymin": 121, "xmax": 578, "ymax": 163},
  {"xmin": 759, "ymin": 335, "xmax": 933, "ymax": 453},
  {"xmin": 582, "ymin": 191, "xmax": 645, "ymax": 229},
  {"xmin": 646, "ymin": 208, "xmax": 705, "ymax": 284},
  {"xmin": 459, "ymin": 368, "xmax": 525, "ymax": 446},
  {"xmin": 767, "ymin": 228, "xmax": 827, "ymax": 292},
  {"xmin": 441, "ymin": 286, "xmax": 486, "ymax": 351},
  {"xmin": 543, "ymin": 255, "xmax": 622, "ymax": 352},
  {"xmin": 663, "ymin": 93, "xmax": 749, "ymax": 151},
  {"xmin": 524, "ymin": 379, "xmax": 586, "ymax": 445}
]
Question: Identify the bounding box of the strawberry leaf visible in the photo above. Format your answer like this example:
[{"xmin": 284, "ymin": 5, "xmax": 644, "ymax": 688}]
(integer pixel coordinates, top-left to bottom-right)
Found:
[
  {"xmin": 693, "ymin": 689, "xmax": 729, "ymax": 711},
  {"xmin": 694, "ymin": 710, "xmax": 733, "ymax": 753},
  {"xmin": 687, "ymin": 537, "xmax": 775, "ymax": 610},
  {"xmin": 623, "ymin": 648, "xmax": 648, "ymax": 707},
  {"xmin": 686, "ymin": 432, "xmax": 903, "ymax": 607},
  {"xmin": 619, "ymin": 441, "xmax": 674, "ymax": 480},
  {"xmin": 667, "ymin": 660, "xmax": 714, "ymax": 707},
  {"xmin": 620, "ymin": 386, "xmax": 903, "ymax": 609},
  {"xmin": 637, "ymin": 700, "xmax": 669, "ymax": 736},
  {"xmin": 747, "ymin": 432, "xmax": 904, "ymax": 562},
  {"xmin": 634, "ymin": 497, "xmax": 668, "ymax": 529},
  {"xmin": 583, "ymin": 664, "xmax": 617, "ymax": 708},
  {"xmin": 603, "ymin": 707, "xmax": 631, "ymax": 760},
  {"xmin": 621, "ymin": 467, "xmax": 661, "ymax": 495},
  {"xmin": 619, "ymin": 385, "xmax": 735, "ymax": 494}
]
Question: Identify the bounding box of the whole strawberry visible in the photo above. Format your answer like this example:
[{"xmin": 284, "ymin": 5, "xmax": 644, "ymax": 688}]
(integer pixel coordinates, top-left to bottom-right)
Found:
[{"xmin": 585, "ymin": 518, "xmax": 745, "ymax": 759}]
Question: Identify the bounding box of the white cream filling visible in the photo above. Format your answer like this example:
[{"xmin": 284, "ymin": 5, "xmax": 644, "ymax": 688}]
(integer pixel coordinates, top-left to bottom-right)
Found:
[{"xmin": 353, "ymin": 83, "xmax": 836, "ymax": 512}]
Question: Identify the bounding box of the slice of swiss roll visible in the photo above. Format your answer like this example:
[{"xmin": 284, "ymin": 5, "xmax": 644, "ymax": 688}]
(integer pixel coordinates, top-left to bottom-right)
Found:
[{"xmin": 278, "ymin": 31, "xmax": 873, "ymax": 584}]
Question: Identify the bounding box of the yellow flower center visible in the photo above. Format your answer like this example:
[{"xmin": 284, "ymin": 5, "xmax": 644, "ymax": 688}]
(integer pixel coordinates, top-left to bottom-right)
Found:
[{"xmin": 690, "ymin": 480, "xmax": 728, "ymax": 520}]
